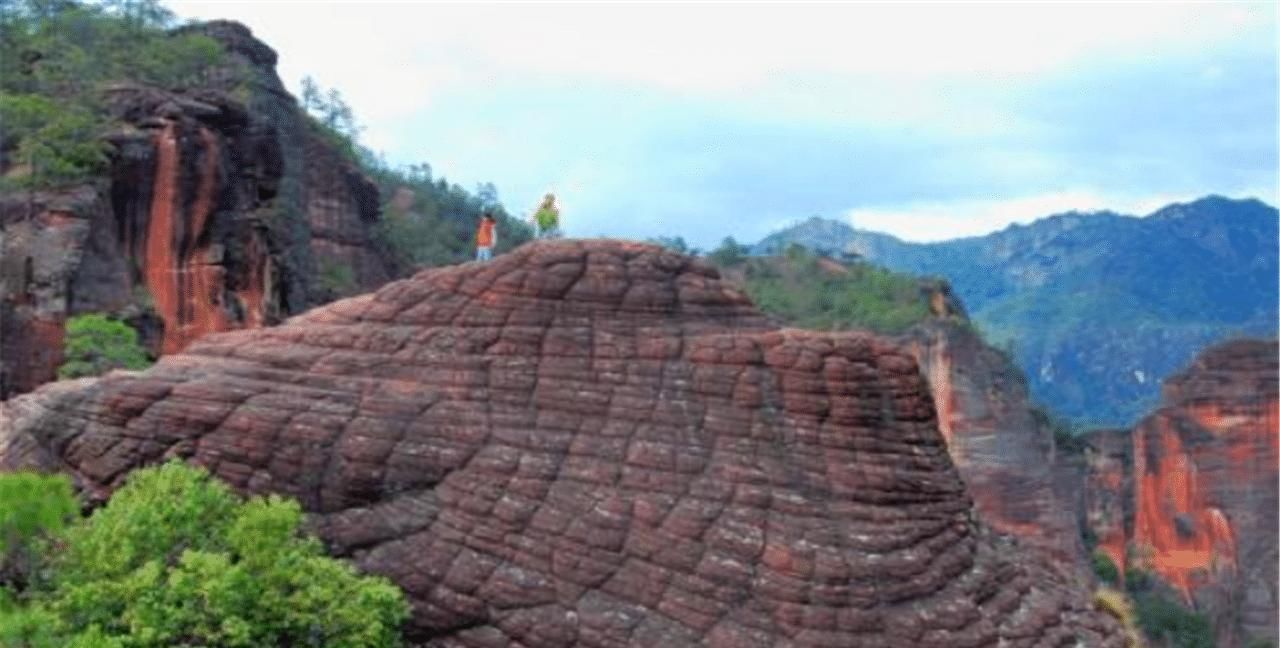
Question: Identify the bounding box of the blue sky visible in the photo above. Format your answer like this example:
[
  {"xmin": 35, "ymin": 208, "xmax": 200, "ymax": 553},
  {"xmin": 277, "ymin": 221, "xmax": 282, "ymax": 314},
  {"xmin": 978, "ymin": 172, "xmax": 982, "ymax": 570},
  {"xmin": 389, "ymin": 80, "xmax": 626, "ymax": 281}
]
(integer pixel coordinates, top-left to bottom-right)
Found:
[{"xmin": 169, "ymin": 2, "xmax": 1278, "ymax": 248}]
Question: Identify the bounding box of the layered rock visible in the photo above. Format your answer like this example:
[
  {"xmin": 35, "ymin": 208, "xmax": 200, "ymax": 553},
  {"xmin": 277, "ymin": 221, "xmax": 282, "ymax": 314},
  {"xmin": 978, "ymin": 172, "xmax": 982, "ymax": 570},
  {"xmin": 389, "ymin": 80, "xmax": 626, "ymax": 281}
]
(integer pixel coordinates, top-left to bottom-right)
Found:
[
  {"xmin": 0, "ymin": 20, "xmax": 402, "ymax": 398},
  {"xmin": 900, "ymin": 317, "xmax": 1084, "ymax": 563},
  {"xmin": 1081, "ymin": 338, "xmax": 1278, "ymax": 646},
  {"xmin": 0, "ymin": 240, "xmax": 1122, "ymax": 647}
]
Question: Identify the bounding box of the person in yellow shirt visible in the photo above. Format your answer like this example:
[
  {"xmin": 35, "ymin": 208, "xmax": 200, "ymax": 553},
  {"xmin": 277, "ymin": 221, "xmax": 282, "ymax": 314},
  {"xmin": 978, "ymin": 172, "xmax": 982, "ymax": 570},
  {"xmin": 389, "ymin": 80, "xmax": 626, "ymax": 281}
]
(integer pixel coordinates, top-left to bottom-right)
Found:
[{"xmin": 532, "ymin": 193, "xmax": 560, "ymax": 239}]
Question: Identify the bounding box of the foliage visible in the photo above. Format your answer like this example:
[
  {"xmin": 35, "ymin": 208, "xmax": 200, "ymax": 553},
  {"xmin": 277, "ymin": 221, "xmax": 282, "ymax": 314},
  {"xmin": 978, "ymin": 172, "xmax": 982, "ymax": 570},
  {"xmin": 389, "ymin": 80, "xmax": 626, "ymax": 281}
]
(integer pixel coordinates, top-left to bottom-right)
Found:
[
  {"xmin": 56, "ymin": 313, "xmax": 151, "ymax": 380},
  {"xmin": 647, "ymin": 235, "xmax": 699, "ymax": 256},
  {"xmin": 1131, "ymin": 592, "xmax": 1214, "ymax": 648},
  {"xmin": 708, "ymin": 236, "xmax": 747, "ymax": 266},
  {"xmin": 366, "ymin": 163, "xmax": 533, "ymax": 269},
  {"xmin": 0, "ymin": 93, "xmax": 110, "ymax": 186},
  {"xmin": 0, "ymin": 462, "xmax": 410, "ymax": 647},
  {"xmin": 1124, "ymin": 566, "xmax": 1153, "ymax": 593},
  {"xmin": 0, "ymin": 0, "xmax": 228, "ymax": 187},
  {"xmin": 1091, "ymin": 551, "xmax": 1120, "ymax": 586},
  {"xmin": 719, "ymin": 245, "xmax": 933, "ymax": 335},
  {"xmin": 0, "ymin": 473, "xmax": 77, "ymax": 590},
  {"xmin": 318, "ymin": 258, "xmax": 358, "ymax": 297}
]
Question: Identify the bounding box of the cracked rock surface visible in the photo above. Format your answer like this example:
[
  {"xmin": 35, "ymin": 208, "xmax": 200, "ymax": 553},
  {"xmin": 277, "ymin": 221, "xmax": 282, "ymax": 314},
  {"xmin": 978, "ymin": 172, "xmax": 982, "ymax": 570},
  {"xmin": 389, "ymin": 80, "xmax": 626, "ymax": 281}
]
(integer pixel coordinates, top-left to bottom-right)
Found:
[{"xmin": 0, "ymin": 240, "xmax": 1122, "ymax": 647}]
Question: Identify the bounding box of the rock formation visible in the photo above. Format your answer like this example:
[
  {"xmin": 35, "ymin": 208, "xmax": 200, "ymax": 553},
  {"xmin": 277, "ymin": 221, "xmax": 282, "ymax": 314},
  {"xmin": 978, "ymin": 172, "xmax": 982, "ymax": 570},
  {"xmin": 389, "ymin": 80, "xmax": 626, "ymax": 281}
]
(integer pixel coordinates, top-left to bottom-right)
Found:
[
  {"xmin": 1, "ymin": 240, "xmax": 1123, "ymax": 646},
  {"xmin": 1081, "ymin": 338, "xmax": 1278, "ymax": 646},
  {"xmin": 0, "ymin": 21, "xmax": 402, "ymax": 398},
  {"xmin": 901, "ymin": 318, "xmax": 1084, "ymax": 563}
]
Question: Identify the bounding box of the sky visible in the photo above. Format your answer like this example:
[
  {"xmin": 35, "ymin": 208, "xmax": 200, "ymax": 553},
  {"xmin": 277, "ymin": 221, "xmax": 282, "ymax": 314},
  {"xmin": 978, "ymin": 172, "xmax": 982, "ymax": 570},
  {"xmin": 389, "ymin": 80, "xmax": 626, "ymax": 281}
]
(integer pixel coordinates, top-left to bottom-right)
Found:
[{"xmin": 168, "ymin": 1, "xmax": 1279, "ymax": 248}]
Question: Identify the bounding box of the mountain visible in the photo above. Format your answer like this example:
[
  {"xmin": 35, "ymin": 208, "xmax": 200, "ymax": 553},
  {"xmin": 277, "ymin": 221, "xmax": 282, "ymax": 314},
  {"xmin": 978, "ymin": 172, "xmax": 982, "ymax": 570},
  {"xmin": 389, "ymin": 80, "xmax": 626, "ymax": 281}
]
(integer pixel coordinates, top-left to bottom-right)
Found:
[
  {"xmin": 0, "ymin": 239, "xmax": 1128, "ymax": 646},
  {"xmin": 752, "ymin": 196, "xmax": 1279, "ymax": 426}
]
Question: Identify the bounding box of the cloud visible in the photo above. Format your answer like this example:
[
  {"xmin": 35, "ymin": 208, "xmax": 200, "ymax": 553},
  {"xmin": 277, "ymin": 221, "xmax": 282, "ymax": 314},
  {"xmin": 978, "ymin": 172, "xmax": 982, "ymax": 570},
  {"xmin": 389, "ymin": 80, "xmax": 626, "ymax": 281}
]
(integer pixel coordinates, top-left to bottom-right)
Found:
[{"xmin": 167, "ymin": 1, "xmax": 1277, "ymax": 249}]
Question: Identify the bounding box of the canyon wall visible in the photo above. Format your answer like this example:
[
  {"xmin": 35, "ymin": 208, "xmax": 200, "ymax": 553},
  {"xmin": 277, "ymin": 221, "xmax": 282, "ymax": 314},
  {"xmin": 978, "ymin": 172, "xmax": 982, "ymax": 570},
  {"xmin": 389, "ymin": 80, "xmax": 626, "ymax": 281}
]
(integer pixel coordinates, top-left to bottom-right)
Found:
[
  {"xmin": 900, "ymin": 297, "xmax": 1084, "ymax": 564},
  {"xmin": 0, "ymin": 240, "xmax": 1124, "ymax": 647},
  {"xmin": 1082, "ymin": 338, "xmax": 1278, "ymax": 646},
  {"xmin": 0, "ymin": 20, "xmax": 402, "ymax": 398}
]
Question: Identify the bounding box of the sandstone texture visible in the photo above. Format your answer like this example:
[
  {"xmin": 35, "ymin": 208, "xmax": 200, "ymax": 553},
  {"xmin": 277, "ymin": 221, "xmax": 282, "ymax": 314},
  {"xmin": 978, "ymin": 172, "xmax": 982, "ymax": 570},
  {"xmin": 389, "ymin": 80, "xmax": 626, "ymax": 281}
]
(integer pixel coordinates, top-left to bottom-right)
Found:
[
  {"xmin": 0, "ymin": 240, "xmax": 1123, "ymax": 646},
  {"xmin": 0, "ymin": 21, "xmax": 402, "ymax": 398},
  {"xmin": 901, "ymin": 319, "xmax": 1084, "ymax": 564},
  {"xmin": 1082, "ymin": 338, "xmax": 1278, "ymax": 646}
]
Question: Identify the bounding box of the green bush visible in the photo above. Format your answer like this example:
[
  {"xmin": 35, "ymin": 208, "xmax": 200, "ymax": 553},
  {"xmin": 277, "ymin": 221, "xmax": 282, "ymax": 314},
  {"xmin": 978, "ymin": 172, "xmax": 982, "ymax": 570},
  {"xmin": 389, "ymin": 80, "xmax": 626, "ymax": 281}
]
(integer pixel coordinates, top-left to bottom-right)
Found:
[
  {"xmin": 57, "ymin": 313, "xmax": 151, "ymax": 380},
  {"xmin": 1132, "ymin": 591, "xmax": 1214, "ymax": 648},
  {"xmin": 1090, "ymin": 550, "xmax": 1120, "ymax": 586},
  {"xmin": 0, "ymin": 473, "xmax": 78, "ymax": 590},
  {"xmin": 0, "ymin": 462, "xmax": 410, "ymax": 647}
]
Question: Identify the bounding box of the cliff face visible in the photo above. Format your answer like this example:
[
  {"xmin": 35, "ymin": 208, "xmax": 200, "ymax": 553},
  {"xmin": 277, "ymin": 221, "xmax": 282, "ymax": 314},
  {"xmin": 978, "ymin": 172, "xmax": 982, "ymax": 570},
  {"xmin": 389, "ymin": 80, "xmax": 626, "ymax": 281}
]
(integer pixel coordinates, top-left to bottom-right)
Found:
[
  {"xmin": 901, "ymin": 318, "xmax": 1084, "ymax": 563},
  {"xmin": 0, "ymin": 20, "xmax": 402, "ymax": 398},
  {"xmin": 0, "ymin": 240, "xmax": 1123, "ymax": 647},
  {"xmin": 1082, "ymin": 339, "xmax": 1278, "ymax": 646}
]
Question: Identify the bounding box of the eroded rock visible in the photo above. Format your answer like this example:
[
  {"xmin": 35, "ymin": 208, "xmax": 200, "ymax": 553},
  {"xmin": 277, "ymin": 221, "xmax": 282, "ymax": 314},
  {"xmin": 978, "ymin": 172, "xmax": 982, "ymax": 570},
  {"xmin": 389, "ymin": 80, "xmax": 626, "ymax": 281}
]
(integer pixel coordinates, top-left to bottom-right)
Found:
[{"xmin": 0, "ymin": 240, "xmax": 1122, "ymax": 646}]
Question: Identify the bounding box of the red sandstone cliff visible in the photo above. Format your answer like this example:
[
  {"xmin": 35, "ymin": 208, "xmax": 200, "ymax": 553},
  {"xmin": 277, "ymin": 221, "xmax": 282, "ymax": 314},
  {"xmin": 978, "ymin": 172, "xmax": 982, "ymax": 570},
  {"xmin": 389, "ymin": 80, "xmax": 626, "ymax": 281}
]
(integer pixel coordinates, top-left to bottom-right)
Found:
[
  {"xmin": 898, "ymin": 285, "xmax": 1084, "ymax": 564},
  {"xmin": 1082, "ymin": 338, "xmax": 1278, "ymax": 646},
  {"xmin": 0, "ymin": 240, "xmax": 1124, "ymax": 647},
  {"xmin": 0, "ymin": 21, "xmax": 403, "ymax": 398}
]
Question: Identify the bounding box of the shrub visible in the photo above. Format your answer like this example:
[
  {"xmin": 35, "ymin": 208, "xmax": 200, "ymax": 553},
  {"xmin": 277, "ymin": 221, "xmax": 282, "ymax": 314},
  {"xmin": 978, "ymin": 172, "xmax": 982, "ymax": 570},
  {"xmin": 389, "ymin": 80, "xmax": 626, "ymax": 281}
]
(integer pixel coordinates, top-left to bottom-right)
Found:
[
  {"xmin": 1092, "ymin": 550, "xmax": 1120, "ymax": 586},
  {"xmin": 57, "ymin": 313, "xmax": 151, "ymax": 380},
  {"xmin": 1132, "ymin": 591, "xmax": 1213, "ymax": 648},
  {"xmin": 0, "ymin": 462, "xmax": 410, "ymax": 647},
  {"xmin": 0, "ymin": 473, "xmax": 78, "ymax": 589}
]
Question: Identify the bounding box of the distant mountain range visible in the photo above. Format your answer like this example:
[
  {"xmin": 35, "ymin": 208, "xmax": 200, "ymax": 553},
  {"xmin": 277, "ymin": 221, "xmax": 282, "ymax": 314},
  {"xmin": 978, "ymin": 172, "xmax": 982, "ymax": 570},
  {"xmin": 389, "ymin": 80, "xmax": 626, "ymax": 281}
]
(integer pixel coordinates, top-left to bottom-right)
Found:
[{"xmin": 751, "ymin": 195, "xmax": 1279, "ymax": 426}]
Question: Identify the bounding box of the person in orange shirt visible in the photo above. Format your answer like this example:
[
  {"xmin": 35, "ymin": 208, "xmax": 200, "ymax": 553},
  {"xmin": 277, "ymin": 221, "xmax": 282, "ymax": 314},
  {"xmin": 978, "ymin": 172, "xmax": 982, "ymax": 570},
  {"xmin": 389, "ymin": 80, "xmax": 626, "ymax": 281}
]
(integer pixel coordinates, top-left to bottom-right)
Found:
[{"xmin": 475, "ymin": 212, "xmax": 497, "ymax": 261}]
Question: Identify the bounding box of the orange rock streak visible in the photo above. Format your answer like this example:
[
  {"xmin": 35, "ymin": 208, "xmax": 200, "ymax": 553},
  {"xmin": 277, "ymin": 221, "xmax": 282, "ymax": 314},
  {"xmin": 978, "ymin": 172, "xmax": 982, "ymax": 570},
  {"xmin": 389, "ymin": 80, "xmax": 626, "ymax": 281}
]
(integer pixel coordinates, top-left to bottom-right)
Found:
[
  {"xmin": 145, "ymin": 124, "xmax": 228, "ymax": 354},
  {"xmin": 1132, "ymin": 417, "xmax": 1238, "ymax": 600}
]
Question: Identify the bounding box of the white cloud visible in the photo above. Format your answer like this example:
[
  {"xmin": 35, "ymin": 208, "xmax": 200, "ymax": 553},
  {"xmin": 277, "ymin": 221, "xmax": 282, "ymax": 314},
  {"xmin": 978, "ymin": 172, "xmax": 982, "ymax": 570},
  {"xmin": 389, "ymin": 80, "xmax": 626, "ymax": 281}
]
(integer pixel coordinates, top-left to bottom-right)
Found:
[{"xmin": 165, "ymin": 1, "xmax": 1277, "ymax": 247}]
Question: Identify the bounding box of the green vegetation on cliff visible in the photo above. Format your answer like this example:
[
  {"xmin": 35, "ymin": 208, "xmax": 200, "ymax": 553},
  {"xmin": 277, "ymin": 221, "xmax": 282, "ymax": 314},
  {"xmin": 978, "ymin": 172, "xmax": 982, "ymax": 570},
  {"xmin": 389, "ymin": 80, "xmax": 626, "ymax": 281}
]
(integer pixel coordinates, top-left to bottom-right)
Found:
[
  {"xmin": 0, "ymin": 463, "xmax": 408, "ymax": 647},
  {"xmin": 709, "ymin": 242, "xmax": 934, "ymax": 335},
  {"xmin": 57, "ymin": 313, "xmax": 151, "ymax": 379},
  {"xmin": 0, "ymin": 0, "xmax": 226, "ymax": 188},
  {"xmin": 290, "ymin": 77, "xmax": 534, "ymax": 269}
]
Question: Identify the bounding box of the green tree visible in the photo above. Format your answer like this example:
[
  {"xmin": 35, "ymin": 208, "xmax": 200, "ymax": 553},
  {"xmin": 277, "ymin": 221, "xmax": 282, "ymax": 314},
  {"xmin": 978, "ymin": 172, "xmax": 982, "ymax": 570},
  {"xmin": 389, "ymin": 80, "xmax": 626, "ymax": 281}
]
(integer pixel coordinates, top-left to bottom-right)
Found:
[
  {"xmin": 0, "ymin": 93, "xmax": 109, "ymax": 186},
  {"xmin": 708, "ymin": 236, "xmax": 747, "ymax": 266},
  {"xmin": 0, "ymin": 462, "xmax": 410, "ymax": 647},
  {"xmin": 56, "ymin": 313, "xmax": 151, "ymax": 379}
]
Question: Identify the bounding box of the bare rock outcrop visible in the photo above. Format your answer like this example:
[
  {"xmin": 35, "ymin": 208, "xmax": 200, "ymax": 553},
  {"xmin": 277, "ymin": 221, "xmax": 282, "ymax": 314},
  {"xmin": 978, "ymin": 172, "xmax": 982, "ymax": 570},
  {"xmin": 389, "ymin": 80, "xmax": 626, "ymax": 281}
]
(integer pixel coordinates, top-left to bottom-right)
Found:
[
  {"xmin": 0, "ymin": 240, "xmax": 1122, "ymax": 647},
  {"xmin": 901, "ymin": 319, "xmax": 1084, "ymax": 564}
]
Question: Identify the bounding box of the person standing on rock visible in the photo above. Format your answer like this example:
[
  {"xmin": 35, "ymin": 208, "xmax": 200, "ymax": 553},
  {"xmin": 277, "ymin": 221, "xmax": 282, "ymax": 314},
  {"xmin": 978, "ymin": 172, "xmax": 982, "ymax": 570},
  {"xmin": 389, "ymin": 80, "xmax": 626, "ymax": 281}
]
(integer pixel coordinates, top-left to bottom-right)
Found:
[
  {"xmin": 532, "ymin": 193, "xmax": 561, "ymax": 239},
  {"xmin": 475, "ymin": 212, "xmax": 497, "ymax": 261}
]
